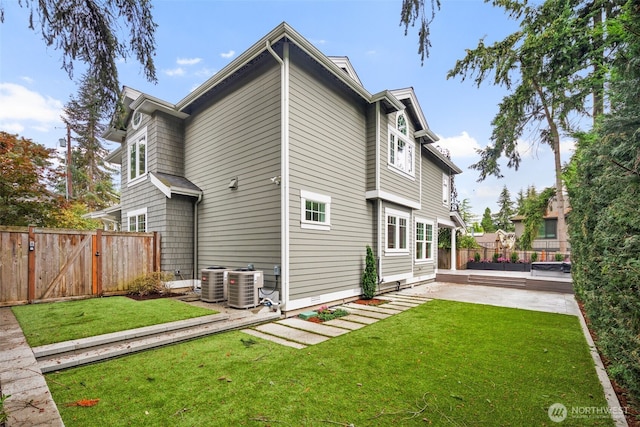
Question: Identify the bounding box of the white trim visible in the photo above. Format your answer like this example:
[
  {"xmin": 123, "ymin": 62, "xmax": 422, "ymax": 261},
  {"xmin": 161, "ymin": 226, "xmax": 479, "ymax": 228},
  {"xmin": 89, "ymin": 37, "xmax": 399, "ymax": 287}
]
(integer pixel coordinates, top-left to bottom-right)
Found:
[
  {"xmin": 149, "ymin": 173, "xmax": 172, "ymax": 198},
  {"xmin": 385, "ymin": 207, "xmax": 410, "ymax": 255},
  {"xmin": 286, "ymin": 286, "xmax": 362, "ymax": 312},
  {"xmin": 381, "ymin": 272, "xmax": 412, "ymax": 283},
  {"xmin": 131, "ymin": 109, "xmax": 143, "ymax": 130},
  {"xmin": 126, "ymin": 207, "xmax": 147, "ymax": 232},
  {"xmin": 415, "ymin": 217, "xmax": 435, "ymax": 262},
  {"xmin": 365, "ymin": 190, "xmax": 420, "ymax": 210},
  {"xmin": 437, "ymin": 217, "xmax": 456, "ymax": 228},
  {"xmin": 442, "ymin": 172, "xmax": 450, "ymax": 207},
  {"xmin": 127, "ymin": 126, "xmax": 147, "ymax": 185},
  {"xmin": 300, "ymin": 189, "xmax": 331, "ymax": 231},
  {"xmin": 387, "ymin": 125, "xmax": 415, "ymax": 179}
]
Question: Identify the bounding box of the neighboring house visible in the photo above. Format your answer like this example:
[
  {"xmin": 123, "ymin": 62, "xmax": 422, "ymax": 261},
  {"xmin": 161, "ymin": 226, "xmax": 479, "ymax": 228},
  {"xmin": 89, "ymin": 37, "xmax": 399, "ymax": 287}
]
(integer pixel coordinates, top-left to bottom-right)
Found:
[
  {"xmin": 511, "ymin": 196, "xmax": 571, "ymax": 252},
  {"xmin": 93, "ymin": 22, "xmax": 464, "ymax": 312}
]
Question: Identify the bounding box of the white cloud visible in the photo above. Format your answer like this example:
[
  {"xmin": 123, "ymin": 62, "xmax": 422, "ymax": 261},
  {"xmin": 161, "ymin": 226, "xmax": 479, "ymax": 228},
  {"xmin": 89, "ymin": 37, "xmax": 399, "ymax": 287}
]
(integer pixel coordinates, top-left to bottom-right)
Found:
[
  {"xmin": 164, "ymin": 67, "xmax": 186, "ymax": 77},
  {"xmin": 435, "ymin": 131, "xmax": 482, "ymax": 158},
  {"xmin": 177, "ymin": 57, "xmax": 202, "ymax": 66},
  {"xmin": 0, "ymin": 83, "xmax": 63, "ymax": 132},
  {"xmin": 195, "ymin": 67, "xmax": 216, "ymax": 78},
  {"xmin": 20, "ymin": 76, "xmax": 34, "ymax": 84},
  {"xmin": 220, "ymin": 50, "xmax": 235, "ymax": 59},
  {"xmin": 560, "ymin": 138, "xmax": 576, "ymax": 154}
]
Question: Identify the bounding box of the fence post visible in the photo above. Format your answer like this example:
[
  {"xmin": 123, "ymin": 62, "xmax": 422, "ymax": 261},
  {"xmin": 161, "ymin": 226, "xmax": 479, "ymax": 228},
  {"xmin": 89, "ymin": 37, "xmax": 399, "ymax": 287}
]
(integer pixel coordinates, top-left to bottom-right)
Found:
[
  {"xmin": 27, "ymin": 226, "xmax": 35, "ymax": 303},
  {"xmin": 92, "ymin": 229, "xmax": 103, "ymax": 295},
  {"xmin": 153, "ymin": 231, "xmax": 161, "ymax": 272}
]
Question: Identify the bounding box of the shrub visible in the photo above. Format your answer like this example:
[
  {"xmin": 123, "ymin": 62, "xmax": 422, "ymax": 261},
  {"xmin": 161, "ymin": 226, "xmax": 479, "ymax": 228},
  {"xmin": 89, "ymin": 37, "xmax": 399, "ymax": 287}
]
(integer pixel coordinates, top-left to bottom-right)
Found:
[
  {"xmin": 530, "ymin": 252, "xmax": 538, "ymax": 262},
  {"xmin": 555, "ymin": 253, "xmax": 565, "ymax": 262},
  {"xmin": 0, "ymin": 394, "xmax": 9, "ymax": 424},
  {"xmin": 474, "ymin": 252, "xmax": 481, "ymax": 262},
  {"xmin": 361, "ymin": 246, "xmax": 377, "ymax": 299},
  {"xmin": 492, "ymin": 252, "xmax": 500, "ymax": 263},
  {"xmin": 316, "ymin": 308, "xmax": 349, "ymax": 322},
  {"xmin": 510, "ymin": 252, "xmax": 519, "ymax": 263},
  {"xmin": 127, "ymin": 271, "xmax": 175, "ymax": 296}
]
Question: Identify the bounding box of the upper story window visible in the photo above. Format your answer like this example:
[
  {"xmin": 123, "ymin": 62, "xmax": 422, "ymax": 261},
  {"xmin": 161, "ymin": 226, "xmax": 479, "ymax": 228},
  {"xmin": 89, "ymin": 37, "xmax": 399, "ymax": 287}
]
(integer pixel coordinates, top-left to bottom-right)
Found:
[
  {"xmin": 388, "ymin": 112, "xmax": 414, "ymax": 177},
  {"xmin": 128, "ymin": 127, "xmax": 147, "ymax": 183},
  {"xmin": 300, "ymin": 190, "xmax": 331, "ymax": 231},
  {"xmin": 127, "ymin": 207, "xmax": 147, "ymax": 232},
  {"xmin": 538, "ymin": 219, "xmax": 557, "ymax": 239},
  {"xmin": 442, "ymin": 172, "xmax": 450, "ymax": 207},
  {"xmin": 131, "ymin": 110, "xmax": 143, "ymax": 130},
  {"xmin": 386, "ymin": 208, "xmax": 409, "ymax": 254}
]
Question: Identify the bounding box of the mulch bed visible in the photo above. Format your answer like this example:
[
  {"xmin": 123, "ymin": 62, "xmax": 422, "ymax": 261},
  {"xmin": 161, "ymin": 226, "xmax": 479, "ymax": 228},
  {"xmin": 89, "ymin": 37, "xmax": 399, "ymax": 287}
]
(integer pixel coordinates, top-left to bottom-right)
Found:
[
  {"xmin": 578, "ymin": 300, "xmax": 640, "ymax": 426},
  {"xmin": 126, "ymin": 292, "xmax": 185, "ymax": 301},
  {"xmin": 354, "ymin": 298, "xmax": 386, "ymax": 306}
]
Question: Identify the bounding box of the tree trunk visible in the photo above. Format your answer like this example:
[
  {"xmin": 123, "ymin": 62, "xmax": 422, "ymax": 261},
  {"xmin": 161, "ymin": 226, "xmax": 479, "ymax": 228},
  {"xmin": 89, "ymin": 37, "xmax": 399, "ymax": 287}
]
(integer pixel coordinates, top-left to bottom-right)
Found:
[{"xmin": 550, "ymin": 123, "xmax": 568, "ymax": 254}]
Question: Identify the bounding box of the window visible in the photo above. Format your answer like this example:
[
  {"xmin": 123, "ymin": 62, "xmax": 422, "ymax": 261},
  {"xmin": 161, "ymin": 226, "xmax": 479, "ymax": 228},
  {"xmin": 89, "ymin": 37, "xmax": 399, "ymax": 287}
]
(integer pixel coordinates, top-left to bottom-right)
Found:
[
  {"xmin": 386, "ymin": 208, "xmax": 409, "ymax": 253},
  {"xmin": 415, "ymin": 219, "xmax": 434, "ymax": 261},
  {"xmin": 128, "ymin": 128, "xmax": 147, "ymax": 182},
  {"xmin": 442, "ymin": 172, "xmax": 450, "ymax": 206},
  {"xmin": 127, "ymin": 208, "xmax": 147, "ymax": 232},
  {"xmin": 538, "ymin": 219, "xmax": 557, "ymax": 239},
  {"xmin": 388, "ymin": 112, "xmax": 414, "ymax": 176},
  {"xmin": 131, "ymin": 110, "xmax": 143, "ymax": 130},
  {"xmin": 300, "ymin": 190, "xmax": 331, "ymax": 231}
]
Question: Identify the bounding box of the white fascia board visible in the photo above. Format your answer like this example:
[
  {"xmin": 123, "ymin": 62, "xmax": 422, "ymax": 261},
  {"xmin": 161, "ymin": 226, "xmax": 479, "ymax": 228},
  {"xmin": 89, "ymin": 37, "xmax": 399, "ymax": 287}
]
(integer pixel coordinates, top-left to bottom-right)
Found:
[
  {"xmin": 177, "ymin": 22, "xmax": 373, "ymax": 112},
  {"xmin": 105, "ymin": 145, "xmax": 122, "ymax": 164},
  {"xmin": 365, "ymin": 190, "xmax": 420, "ymax": 210},
  {"xmin": 371, "ymin": 90, "xmax": 405, "ymax": 112},
  {"xmin": 149, "ymin": 173, "xmax": 172, "ymax": 198},
  {"xmin": 437, "ymin": 217, "xmax": 456, "ymax": 228},
  {"xmin": 132, "ymin": 97, "xmax": 189, "ymax": 119}
]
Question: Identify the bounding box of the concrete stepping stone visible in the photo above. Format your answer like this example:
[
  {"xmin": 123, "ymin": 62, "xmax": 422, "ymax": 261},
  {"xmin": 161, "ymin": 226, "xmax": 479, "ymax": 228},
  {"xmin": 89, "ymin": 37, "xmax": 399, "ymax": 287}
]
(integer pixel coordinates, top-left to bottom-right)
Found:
[
  {"xmin": 323, "ymin": 319, "xmax": 366, "ymax": 330},
  {"xmin": 240, "ymin": 329, "xmax": 307, "ymax": 349},
  {"xmin": 254, "ymin": 323, "xmax": 329, "ymax": 345},
  {"xmin": 342, "ymin": 303, "xmax": 401, "ymax": 315},
  {"xmin": 341, "ymin": 304, "xmax": 395, "ymax": 317},
  {"xmin": 277, "ymin": 318, "xmax": 348, "ymax": 337},
  {"xmin": 381, "ymin": 303, "xmax": 414, "ymax": 311},
  {"xmin": 376, "ymin": 298, "xmax": 421, "ymax": 307},
  {"xmin": 340, "ymin": 314, "xmax": 379, "ymax": 324}
]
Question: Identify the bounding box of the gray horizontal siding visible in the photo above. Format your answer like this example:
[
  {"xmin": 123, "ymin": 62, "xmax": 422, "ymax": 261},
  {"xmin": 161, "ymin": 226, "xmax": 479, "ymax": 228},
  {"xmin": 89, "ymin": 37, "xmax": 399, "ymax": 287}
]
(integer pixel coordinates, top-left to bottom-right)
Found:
[
  {"xmin": 379, "ymin": 201, "xmax": 413, "ymax": 280},
  {"xmin": 288, "ymin": 53, "xmax": 373, "ymax": 302},
  {"xmin": 163, "ymin": 195, "xmax": 194, "ymax": 277},
  {"xmin": 366, "ymin": 104, "xmax": 377, "ymax": 192},
  {"xmin": 154, "ymin": 112, "xmax": 185, "ymax": 176},
  {"xmin": 184, "ymin": 59, "xmax": 281, "ymax": 282},
  {"xmin": 417, "ymin": 147, "xmax": 451, "ymax": 220},
  {"xmin": 379, "ymin": 111, "xmax": 420, "ymax": 204}
]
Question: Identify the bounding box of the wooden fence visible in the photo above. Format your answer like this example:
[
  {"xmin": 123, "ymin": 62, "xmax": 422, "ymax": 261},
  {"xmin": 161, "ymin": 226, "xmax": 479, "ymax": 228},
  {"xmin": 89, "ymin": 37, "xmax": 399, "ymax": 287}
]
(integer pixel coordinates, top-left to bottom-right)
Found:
[{"xmin": 0, "ymin": 226, "xmax": 161, "ymax": 306}]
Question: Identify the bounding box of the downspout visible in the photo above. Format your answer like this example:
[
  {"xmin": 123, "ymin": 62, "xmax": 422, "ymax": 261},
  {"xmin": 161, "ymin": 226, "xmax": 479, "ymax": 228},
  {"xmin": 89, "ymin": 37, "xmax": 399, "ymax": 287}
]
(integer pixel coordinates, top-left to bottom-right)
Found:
[
  {"xmin": 193, "ymin": 192, "xmax": 203, "ymax": 282},
  {"xmin": 266, "ymin": 40, "xmax": 290, "ymax": 311},
  {"xmin": 375, "ymin": 101, "xmax": 383, "ymax": 284}
]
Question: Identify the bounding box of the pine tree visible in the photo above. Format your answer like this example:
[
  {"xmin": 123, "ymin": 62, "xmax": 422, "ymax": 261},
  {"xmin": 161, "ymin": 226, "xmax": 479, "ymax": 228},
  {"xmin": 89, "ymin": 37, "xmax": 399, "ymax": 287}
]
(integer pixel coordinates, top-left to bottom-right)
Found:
[
  {"xmin": 361, "ymin": 246, "xmax": 378, "ymax": 299},
  {"xmin": 494, "ymin": 186, "xmax": 515, "ymax": 231},
  {"xmin": 61, "ymin": 73, "xmax": 119, "ymax": 210},
  {"xmin": 480, "ymin": 207, "xmax": 496, "ymax": 233}
]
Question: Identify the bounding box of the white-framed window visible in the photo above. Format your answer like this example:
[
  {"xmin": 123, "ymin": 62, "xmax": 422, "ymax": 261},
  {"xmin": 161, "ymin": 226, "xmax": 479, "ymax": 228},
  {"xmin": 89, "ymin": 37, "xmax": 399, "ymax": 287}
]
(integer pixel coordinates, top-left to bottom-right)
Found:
[
  {"xmin": 131, "ymin": 109, "xmax": 143, "ymax": 130},
  {"xmin": 385, "ymin": 208, "xmax": 410, "ymax": 254},
  {"xmin": 388, "ymin": 112, "xmax": 414, "ymax": 177},
  {"xmin": 415, "ymin": 218, "xmax": 434, "ymax": 262},
  {"xmin": 300, "ymin": 190, "xmax": 331, "ymax": 231},
  {"xmin": 127, "ymin": 207, "xmax": 147, "ymax": 232},
  {"xmin": 442, "ymin": 172, "xmax": 450, "ymax": 207},
  {"xmin": 128, "ymin": 127, "xmax": 147, "ymax": 183}
]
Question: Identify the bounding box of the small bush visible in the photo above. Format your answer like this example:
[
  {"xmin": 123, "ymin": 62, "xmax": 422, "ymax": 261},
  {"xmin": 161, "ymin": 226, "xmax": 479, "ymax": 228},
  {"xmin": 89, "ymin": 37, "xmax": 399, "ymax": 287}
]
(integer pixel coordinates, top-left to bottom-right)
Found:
[
  {"xmin": 555, "ymin": 253, "xmax": 565, "ymax": 262},
  {"xmin": 127, "ymin": 272, "xmax": 175, "ymax": 296},
  {"xmin": 316, "ymin": 308, "xmax": 349, "ymax": 322},
  {"xmin": 510, "ymin": 252, "xmax": 519, "ymax": 263},
  {"xmin": 530, "ymin": 252, "xmax": 538, "ymax": 262},
  {"xmin": 492, "ymin": 253, "xmax": 500, "ymax": 263},
  {"xmin": 474, "ymin": 252, "xmax": 481, "ymax": 262},
  {"xmin": 362, "ymin": 246, "xmax": 377, "ymax": 299}
]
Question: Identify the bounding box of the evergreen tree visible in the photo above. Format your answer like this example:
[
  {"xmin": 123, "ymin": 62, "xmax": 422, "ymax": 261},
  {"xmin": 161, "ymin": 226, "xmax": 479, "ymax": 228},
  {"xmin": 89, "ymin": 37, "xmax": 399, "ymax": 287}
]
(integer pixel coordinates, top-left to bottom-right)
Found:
[
  {"xmin": 2, "ymin": 0, "xmax": 157, "ymax": 109},
  {"xmin": 494, "ymin": 186, "xmax": 515, "ymax": 231},
  {"xmin": 515, "ymin": 189, "xmax": 526, "ymax": 215},
  {"xmin": 480, "ymin": 207, "xmax": 496, "ymax": 232},
  {"xmin": 60, "ymin": 73, "xmax": 119, "ymax": 210}
]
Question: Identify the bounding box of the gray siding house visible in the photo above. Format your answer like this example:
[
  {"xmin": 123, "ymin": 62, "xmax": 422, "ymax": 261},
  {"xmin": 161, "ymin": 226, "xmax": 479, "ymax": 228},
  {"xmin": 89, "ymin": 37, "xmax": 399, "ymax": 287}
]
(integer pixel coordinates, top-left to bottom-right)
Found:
[{"xmin": 97, "ymin": 23, "xmax": 464, "ymax": 312}]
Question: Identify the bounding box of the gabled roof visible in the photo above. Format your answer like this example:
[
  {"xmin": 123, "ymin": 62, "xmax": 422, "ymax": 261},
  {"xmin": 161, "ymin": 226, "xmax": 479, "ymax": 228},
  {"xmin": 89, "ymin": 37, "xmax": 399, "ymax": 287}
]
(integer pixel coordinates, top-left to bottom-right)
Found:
[
  {"xmin": 328, "ymin": 56, "xmax": 363, "ymax": 86},
  {"xmin": 150, "ymin": 172, "xmax": 202, "ymax": 199},
  {"xmin": 390, "ymin": 88, "xmax": 438, "ymax": 143}
]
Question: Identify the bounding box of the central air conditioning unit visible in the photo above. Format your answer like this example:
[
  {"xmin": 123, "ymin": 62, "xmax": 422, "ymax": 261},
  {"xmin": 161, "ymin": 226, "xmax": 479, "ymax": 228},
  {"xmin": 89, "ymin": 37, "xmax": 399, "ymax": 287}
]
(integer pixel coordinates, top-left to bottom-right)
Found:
[
  {"xmin": 227, "ymin": 268, "xmax": 263, "ymax": 309},
  {"xmin": 200, "ymin": 266, "xmax": 228, "ymax": 303}
]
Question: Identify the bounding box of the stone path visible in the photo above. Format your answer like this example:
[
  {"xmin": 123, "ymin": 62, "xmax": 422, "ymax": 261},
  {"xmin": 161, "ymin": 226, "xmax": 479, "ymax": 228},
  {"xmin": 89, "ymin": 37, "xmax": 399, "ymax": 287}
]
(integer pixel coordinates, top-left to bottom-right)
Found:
[{"xmin": 240, "ymin": 293, "xmax": 431, "ymax": 348}]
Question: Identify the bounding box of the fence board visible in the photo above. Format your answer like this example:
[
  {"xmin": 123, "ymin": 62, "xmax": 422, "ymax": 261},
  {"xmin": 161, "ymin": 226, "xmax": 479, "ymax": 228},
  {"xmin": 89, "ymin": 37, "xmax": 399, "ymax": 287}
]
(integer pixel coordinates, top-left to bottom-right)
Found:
[{"xmin": 0, "ymin": 227, "xmax": 159, "ymax": 306}]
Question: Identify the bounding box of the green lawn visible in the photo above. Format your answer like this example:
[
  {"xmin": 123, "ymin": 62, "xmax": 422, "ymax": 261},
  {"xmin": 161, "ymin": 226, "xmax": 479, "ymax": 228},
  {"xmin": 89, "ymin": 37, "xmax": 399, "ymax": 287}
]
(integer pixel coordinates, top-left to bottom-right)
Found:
[
  {"xmin": 46, "ymin": 300, "xmax": 613, "ymax": 426},
  {"xmin": 12, "ymin": 296, "xmax": 218, "ymax": 347}
]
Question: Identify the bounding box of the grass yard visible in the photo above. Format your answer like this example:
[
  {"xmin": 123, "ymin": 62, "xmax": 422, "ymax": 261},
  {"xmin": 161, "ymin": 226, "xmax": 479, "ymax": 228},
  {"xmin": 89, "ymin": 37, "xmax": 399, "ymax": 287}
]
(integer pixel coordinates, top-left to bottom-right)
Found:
[
  {"xmin": 12, "ymin": 296, "xmax": 218, "ymax": 347},
  {"xmin": 46, "ymin": 300, "xmax": 612, "ymax": 426}
]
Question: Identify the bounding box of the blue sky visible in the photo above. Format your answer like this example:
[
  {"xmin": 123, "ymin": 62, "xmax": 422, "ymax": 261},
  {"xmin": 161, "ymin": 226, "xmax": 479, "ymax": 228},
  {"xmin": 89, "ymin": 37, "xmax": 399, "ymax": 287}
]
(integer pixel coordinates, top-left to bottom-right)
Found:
[{"xmin": 0, "ymin": 0, "xmax": 575, "ymax": 220}]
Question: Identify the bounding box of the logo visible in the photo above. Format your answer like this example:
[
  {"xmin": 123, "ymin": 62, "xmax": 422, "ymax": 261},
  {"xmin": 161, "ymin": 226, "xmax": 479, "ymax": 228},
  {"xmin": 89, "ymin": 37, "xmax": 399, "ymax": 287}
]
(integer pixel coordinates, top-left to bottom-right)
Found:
[{"xmin": 548, "ymin": 403, "xmax": 568, "ymax": 423}]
